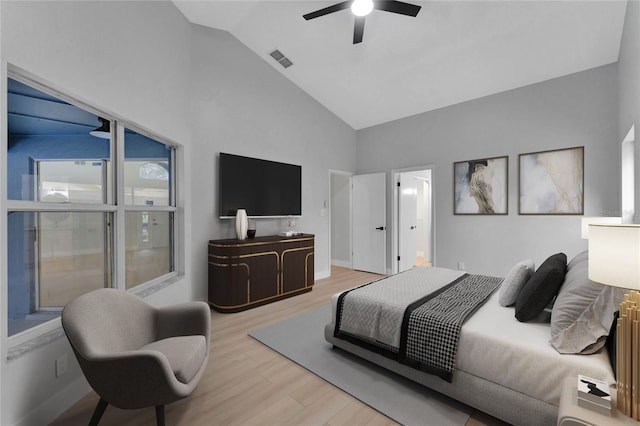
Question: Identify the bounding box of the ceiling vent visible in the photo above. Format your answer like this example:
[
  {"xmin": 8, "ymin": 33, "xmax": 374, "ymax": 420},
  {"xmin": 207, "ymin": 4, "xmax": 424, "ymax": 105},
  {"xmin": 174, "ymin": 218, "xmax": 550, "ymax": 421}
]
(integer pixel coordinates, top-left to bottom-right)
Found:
[{"xmin": 269, "ymin": 49, "xmax": 293, "ymax": 69}]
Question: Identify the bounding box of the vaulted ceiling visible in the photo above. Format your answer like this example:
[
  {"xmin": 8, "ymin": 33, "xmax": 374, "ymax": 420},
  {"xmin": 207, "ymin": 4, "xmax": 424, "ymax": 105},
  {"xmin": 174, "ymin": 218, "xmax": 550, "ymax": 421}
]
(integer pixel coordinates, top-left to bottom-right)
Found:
[{"xmin": 173, "ymin": 0, "xmax": 628, "ymax": 130}]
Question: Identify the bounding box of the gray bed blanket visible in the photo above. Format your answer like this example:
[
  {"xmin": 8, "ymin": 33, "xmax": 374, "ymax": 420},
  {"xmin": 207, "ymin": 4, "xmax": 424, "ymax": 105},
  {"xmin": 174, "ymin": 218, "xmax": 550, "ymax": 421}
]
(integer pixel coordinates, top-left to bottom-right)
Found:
[{"xmin": 335, "ymin": 268, "xmax": 502, "ymax": 382}]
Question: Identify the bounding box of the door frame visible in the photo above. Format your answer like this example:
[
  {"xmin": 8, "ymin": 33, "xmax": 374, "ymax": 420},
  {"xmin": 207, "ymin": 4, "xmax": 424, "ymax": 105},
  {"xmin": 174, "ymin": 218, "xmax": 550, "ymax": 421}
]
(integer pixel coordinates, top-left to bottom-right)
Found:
[{"xmin": 391, "ymin": 165, "xmax": 436, "ymax": 275}]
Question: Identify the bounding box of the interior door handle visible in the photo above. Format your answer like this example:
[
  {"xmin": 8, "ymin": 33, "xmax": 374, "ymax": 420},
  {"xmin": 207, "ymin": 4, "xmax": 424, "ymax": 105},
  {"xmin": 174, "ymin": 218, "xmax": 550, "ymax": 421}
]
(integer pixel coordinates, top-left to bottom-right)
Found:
[
  {"xmin": 410, "ymin": 226, "xmax": 416, "ymax": 230},
  {"xmin": 375, "ymin": 226, "xmax": 385, "ymax": 231}
]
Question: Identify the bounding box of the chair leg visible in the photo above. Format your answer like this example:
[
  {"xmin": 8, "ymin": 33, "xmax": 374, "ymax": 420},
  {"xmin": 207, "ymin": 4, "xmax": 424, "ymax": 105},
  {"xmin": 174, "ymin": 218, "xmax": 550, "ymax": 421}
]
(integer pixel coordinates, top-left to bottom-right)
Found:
[
  {"xmin": 155, "ymin": 405, "xmax": 165, "ymax": 426},
  {"xmin": 88, "ymin": 398, "xmax": 108, "ymax": 426}
]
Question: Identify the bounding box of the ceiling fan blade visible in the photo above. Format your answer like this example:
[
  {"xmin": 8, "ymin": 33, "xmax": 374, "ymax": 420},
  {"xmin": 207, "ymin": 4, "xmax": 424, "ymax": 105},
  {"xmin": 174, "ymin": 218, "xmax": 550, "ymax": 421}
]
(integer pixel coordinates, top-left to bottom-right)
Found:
[
  {"xmin": 303, "ymin": 1, "xmax": 351, "ymax": 20},
  {"xmin": 374, "ymin": 0, "xmax": 422, "ymax": 17},
  {"xmin": 353, "ymin": 16, "xmax": 365, "ymax": 44}
]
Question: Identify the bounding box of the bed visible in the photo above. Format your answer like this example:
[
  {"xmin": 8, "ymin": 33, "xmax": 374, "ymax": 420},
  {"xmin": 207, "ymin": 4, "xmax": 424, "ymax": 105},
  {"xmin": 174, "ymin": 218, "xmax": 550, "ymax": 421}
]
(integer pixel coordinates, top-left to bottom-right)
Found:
[{"xmin": 324, "ymin": 252, "xmax": 622, "ymax": 426}]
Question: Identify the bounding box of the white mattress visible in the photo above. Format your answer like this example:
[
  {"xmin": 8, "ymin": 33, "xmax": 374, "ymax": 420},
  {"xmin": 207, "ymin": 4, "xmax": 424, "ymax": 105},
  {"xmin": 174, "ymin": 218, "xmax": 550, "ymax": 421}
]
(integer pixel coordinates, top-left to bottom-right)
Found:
[{"xmin": 331, "ymin": 287, "xmax": 615, "ymax": 407}]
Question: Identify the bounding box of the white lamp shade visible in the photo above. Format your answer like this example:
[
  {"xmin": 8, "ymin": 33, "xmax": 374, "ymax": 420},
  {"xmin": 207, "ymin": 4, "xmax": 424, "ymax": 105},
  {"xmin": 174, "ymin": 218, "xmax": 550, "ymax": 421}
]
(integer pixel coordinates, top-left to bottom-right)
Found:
[
  {"xmin": 581, "ymin": 216, "xmax": 622, "ymax": 239},
  {"xmin": 588, "ymin": 224, "xmax": 640, "ymax": 289}
]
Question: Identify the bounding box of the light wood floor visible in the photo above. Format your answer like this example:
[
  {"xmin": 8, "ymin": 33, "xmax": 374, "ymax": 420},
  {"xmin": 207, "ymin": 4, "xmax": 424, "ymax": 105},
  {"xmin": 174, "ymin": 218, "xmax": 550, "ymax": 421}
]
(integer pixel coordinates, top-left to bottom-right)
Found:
[
  {"xmin": 51, "ymin": 266, "xmax": 508, "ymax": 426},
  {"xmin": 416, "ymin": 256, "xmax": 433, "ymax": 267}
]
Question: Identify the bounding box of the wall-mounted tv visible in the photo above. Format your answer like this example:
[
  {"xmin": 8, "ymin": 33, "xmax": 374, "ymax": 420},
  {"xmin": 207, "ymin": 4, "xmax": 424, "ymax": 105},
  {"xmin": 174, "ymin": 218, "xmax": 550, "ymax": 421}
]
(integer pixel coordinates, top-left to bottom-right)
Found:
[{"xmin": 219, "ymin": 153, "xmax": 302, "ymax": 218}]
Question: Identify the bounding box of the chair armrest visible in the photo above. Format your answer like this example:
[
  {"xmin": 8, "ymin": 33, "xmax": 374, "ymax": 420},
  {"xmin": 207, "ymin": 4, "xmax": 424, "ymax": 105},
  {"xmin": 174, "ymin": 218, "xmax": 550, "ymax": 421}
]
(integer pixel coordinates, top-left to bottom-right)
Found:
[
  {"xmin": 156, "ymin": 301, "xmax": 211, "ymax": 346},
  {"xmin": 76, "ymin": 349, "xmax": 194, "ymax": 409}
]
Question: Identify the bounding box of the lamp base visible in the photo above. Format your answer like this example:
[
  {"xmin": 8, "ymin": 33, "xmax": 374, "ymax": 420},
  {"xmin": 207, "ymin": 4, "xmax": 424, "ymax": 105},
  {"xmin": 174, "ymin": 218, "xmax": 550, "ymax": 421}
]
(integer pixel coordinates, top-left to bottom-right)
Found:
[{"xmin": 616, "ymin": 291, "xmax": 640, "ymax": 419}]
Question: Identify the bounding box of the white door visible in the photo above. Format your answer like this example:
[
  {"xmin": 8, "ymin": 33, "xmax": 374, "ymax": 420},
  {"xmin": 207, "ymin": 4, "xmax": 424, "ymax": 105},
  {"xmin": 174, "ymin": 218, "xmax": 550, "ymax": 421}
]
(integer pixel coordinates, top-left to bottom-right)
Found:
[
  {"xmin": 352, "ymin": 173, "xmax": 386, "ymax": 274},
  {"xmin": 399, "ymin": 173, "xmax": 418, "ymax": 272}
]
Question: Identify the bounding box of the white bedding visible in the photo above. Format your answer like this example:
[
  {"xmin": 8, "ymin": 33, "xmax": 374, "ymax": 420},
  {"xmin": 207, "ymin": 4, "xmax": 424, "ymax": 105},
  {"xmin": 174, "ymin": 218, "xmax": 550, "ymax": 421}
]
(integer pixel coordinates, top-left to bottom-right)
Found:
[
  {"xmin": 458, "ymin": 290, "xmax": 614, "ymax": 406},
  {"xmin": 331, "ymin": 282, "xmax": 615, "ymax": 408}
]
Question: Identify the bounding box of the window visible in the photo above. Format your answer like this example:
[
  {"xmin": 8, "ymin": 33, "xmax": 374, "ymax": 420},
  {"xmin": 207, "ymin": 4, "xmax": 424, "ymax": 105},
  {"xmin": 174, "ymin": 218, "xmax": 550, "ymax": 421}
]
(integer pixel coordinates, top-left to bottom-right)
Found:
[
  {"xmin": 622, "ymin": 125, "xmax": 635, "ymax": 223},
  {"xmin": 123, "ymin": 128, "xmax": 175, "ymax": 289},
  {"xmin": 6, "ymin": 75, "xmax": 178, "ymax": 338}
]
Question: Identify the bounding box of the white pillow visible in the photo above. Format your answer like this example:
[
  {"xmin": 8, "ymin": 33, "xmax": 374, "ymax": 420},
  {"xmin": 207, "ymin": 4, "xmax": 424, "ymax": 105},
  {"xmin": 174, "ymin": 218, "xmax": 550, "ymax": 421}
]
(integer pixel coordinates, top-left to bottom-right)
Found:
[{"xmin": 498, "ymin": 260, "xmax": 535, "ymax": 307}]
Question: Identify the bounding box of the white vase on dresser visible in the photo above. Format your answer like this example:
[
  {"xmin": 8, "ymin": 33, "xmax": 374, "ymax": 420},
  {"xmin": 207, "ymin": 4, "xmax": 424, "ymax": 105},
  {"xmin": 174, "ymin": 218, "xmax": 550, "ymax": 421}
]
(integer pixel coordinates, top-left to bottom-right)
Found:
[{"xmin": 235, "ymin": 209, "xmax": 248, "ymax": 240}]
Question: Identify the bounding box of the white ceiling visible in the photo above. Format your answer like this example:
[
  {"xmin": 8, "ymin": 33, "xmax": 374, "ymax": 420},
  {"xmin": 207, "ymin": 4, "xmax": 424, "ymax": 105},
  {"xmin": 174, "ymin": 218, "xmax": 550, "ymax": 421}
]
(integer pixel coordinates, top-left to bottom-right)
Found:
[{"xmin": 172, "ymin": 1, "xmax": 628, "ymax": 130}]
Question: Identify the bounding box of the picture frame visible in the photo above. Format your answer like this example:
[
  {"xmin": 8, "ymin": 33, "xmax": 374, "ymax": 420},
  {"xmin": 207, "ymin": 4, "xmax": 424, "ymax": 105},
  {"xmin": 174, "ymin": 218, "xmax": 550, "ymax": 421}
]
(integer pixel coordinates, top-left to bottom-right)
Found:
[
  {"xmin": 518, "ymin": 146, "xmax": 584, "ymax": 215},
  {"xmin": 454, "ymin": 156, "xmax": 508, "ymax": 215}
]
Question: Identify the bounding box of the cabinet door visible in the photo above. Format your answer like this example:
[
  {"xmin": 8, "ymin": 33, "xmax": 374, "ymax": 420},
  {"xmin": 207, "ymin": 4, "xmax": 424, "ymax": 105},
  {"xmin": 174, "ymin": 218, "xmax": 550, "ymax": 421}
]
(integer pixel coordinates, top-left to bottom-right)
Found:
[
  {"xmin": 244, "ymin": 252, "xmax": 279, "ymax": 302},
  {"xmin": 282, "ymin": 247, "xmax": 313, "ymax": 293},
  {"xmin": 208, "ymin": 261, "xmax": 249, "ymax": 308}
]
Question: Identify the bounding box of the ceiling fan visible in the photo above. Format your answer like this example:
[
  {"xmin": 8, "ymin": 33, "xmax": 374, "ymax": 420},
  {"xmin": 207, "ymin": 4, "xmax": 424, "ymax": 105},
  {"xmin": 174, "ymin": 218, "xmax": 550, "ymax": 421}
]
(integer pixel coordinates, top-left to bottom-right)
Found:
[{"xmin": 303, "ymin": 0, "xmax": 422, "ymax": 44}]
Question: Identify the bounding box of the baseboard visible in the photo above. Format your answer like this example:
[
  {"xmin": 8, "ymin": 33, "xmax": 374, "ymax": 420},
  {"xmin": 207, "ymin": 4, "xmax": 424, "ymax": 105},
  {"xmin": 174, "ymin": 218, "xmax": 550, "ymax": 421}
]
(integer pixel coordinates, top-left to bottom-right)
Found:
[
  {"xmin": 315, "ymin": 269, "xmax": 331, "ymax": 280},
  {"xmin": 331, "ymin": 259, "xmax": 351, "ymax": 269},
  {"xmin": 13, "ymin": 377, "xmax": 90, "ymax": 426}
]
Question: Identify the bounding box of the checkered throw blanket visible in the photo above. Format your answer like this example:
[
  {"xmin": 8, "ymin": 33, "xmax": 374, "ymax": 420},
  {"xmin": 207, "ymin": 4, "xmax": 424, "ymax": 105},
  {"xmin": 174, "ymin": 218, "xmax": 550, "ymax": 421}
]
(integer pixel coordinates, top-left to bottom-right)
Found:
[{"xmin": 335, "ymin": 269, "xmax": 502, "ymax": 382}]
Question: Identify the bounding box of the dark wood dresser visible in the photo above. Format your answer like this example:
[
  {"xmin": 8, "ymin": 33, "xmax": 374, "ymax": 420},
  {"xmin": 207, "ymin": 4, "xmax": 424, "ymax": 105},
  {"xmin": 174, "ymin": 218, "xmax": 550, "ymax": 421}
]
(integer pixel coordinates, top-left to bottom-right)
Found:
[{"xmin": 208, "ymin": 234, "xmax": 314, "ymax": 312}]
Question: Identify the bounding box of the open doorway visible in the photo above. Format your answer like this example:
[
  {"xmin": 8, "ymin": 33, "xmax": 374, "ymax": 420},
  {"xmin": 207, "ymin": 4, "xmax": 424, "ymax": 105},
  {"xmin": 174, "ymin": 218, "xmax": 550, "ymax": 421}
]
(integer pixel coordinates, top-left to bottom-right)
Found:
[
  {"xmin": 392, "ymin": 167, "xmax": 434, "ymax": 274},
  {"xmin": 330, "ymin": 170, "xmax": 353, "ymax": 269}
]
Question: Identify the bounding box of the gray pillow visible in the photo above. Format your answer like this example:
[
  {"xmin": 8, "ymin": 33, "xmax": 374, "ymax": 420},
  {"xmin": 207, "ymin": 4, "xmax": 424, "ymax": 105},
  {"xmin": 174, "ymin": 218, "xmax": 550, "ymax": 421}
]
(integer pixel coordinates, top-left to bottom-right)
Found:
[
  {"xmin": 550, "ymin": 253, "xmax": 626, "ymax": 354},
  {"xmin": 499, "ymin": 260, "xmax": 535, "ymax": 307},
  {"xmin": 567, "ymin": 250, "xmax": 588, "ymax": 271}
]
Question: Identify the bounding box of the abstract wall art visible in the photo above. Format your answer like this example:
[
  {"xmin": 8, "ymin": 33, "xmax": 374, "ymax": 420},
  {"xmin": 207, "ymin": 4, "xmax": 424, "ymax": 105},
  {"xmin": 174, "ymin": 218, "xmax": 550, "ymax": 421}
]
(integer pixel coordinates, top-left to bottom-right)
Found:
[
  {"xmin": 519, "ymin": 146, "xmax": 584, "ymax": 215},
  {"xmin": 454, "ymin": 156, "xmax": 508, "ymax": 215}
]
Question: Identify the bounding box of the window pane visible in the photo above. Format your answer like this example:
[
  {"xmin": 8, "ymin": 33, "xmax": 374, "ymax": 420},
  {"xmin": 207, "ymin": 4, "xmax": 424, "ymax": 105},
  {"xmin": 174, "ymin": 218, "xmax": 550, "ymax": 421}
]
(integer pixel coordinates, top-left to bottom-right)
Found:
[
  {"xmin": 124, "ymin": 129, "xmax": 172, "ymax": 206},
  {"xmin": 125, "ymin": 211, "xmax": 173, "ymax": 289},
  {"xmin": 8, "ymin": 211, "xmax": 112, "ymax": 336},
  {"xmin": 8, "ymin": 78, "xmax": 111, "ymax": 201},
  {"xmin": 38, "ymin": 160, "xmax": 106, "ymax": 204}
]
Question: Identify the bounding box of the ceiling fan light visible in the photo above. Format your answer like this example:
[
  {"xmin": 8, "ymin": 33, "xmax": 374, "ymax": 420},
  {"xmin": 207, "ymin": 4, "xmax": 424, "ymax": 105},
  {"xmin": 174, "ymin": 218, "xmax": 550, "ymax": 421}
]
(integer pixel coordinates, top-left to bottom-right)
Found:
[
  {"xmin": 90, "ymin": 117, "xmax": 111, "ymax": 139},
  {"xmin": 351, "ymin": 0, "xmax": 373, "ymax": 17}
]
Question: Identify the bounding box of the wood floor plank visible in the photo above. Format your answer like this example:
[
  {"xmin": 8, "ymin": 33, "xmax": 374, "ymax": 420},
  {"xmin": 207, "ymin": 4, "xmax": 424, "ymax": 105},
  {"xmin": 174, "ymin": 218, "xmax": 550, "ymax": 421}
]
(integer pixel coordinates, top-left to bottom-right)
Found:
[
  {"xmin": 327, "ymin": 401, "xmax": 397, "ymax": 426},
  {"xmin": 51, "ymin": 266, "xmax": 504, "ymax": 426}
]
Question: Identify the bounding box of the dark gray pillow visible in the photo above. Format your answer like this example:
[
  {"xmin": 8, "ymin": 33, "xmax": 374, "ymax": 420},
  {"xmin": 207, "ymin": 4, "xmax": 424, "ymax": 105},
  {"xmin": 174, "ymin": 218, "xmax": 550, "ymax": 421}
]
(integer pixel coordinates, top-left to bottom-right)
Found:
[{"xmin": 515, "ymin": 253, "xmax": 567, "ymax": 322}]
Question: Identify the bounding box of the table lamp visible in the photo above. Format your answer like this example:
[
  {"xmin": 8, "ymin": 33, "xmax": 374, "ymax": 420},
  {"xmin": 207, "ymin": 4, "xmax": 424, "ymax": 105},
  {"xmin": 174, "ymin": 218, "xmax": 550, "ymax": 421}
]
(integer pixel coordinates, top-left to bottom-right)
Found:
[
  {"xmin": 588, "ymin": 224, "xmax": 640, "ymax": 419},
  {"xmin": 581, "ymin": 217, "xmax": 623, "ymax": 239}
]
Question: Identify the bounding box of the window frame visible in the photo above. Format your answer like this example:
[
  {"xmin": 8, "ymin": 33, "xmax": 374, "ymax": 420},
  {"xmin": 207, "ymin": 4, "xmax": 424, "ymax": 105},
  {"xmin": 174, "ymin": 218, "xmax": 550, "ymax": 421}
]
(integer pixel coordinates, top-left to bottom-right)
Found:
[
  {"xmin": 117, "ymin": 122, "xmax": 178, "ymax": 291},
  {"xmin": 4, "ymin": 67, "xmax": 182, "ymax": 349}
]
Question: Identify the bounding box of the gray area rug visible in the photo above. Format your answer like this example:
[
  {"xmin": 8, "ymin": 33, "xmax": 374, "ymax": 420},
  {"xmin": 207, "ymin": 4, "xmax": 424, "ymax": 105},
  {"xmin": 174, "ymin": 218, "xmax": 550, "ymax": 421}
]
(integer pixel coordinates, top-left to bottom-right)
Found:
[{"xmin": 249, "ymin": 304, "xmax": 472, "ymax": 426}]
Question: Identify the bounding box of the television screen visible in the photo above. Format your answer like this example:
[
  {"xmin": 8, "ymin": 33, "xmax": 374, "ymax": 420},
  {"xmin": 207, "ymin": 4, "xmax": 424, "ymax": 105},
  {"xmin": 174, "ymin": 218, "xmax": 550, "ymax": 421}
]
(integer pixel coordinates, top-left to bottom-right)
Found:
[{"xmin": 219, "ymin": 153, "xmax": 302, "ymax": 218}]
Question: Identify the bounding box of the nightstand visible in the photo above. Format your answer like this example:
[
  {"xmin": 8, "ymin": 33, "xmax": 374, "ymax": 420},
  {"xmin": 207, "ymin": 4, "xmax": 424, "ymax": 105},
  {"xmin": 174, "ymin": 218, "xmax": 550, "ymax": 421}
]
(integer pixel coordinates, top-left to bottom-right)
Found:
[{"xmin": 557, "ymin": 376, "xmax": 640, "ymax": 425}]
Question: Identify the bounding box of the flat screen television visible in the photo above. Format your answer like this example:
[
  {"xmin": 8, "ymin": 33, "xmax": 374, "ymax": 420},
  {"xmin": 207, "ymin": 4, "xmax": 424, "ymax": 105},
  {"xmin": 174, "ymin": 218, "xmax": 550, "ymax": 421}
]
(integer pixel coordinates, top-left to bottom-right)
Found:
[{"xmin": 219, "ymin": 153, "xmax": 302, "ymax": 218}]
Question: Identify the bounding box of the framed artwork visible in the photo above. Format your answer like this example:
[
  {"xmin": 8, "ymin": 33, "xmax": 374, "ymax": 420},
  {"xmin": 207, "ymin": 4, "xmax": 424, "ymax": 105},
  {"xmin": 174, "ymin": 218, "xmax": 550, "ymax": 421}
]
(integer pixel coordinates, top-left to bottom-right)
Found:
[
  {"xmin": 454, "ymin": 156, "xmax": 508, "ymax": 215},
  {"xmin": 519, "ymin": 146, "xmax": 584, "ymax": 215}
]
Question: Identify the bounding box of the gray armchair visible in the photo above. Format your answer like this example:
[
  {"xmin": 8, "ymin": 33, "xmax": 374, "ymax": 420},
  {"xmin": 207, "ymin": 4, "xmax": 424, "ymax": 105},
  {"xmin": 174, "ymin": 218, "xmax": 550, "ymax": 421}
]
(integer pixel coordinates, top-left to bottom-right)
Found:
[{"xmin": 61, "ymin": 288, "xmax": 211, "ymax": 426}]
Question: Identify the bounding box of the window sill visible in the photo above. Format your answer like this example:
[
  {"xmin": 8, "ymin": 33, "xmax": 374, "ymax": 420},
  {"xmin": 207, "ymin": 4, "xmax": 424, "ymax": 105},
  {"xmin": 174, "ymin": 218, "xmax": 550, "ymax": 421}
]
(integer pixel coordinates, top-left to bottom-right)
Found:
[
  {"xmin": 129, "ymin": 272, "xmax": 182, "ymax": 298},
  {"xmin": 7, "ymin": 327, "xmax": 66, "ymax": 361},
  {"xmin": 6, "ymin": 274, "xmax": 185, "ymax": 361}
]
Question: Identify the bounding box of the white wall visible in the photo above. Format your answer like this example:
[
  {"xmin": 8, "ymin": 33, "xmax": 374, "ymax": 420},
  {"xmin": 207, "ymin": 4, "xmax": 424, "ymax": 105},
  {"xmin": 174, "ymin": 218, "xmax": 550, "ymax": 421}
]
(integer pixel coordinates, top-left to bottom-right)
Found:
[
  {"xmin": 1, "ymin": 2, "xmax": 193, "ymax": 425},
  {"xmin": 356, "ymin": 64, "xmax": 620, "ymax": 276},
  {"xmin": 618, "ymin": 0, "xmax": 640, "ymax": 218},
  {"xmin": 188, "ymin": 24, "xmax": 357, "ymax": 299}
]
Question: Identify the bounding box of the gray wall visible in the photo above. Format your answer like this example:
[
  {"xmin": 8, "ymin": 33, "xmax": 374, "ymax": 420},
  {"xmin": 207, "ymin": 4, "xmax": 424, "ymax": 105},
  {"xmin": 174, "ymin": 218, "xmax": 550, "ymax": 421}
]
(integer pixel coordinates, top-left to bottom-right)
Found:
[
  {"xmin": 356, "ymin": 64, "xmax": 620, "ymax": 276},
  {"xmin": 189, "ymin": 25, "xmax": 357, "ymax": 301},
  {"xmin": 618, "ymin": 0, "xmax": 640, "ymax": 218},
  {"xmin": 1, "ymin": 2, "xmax": 194, "ymax": 425}
]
